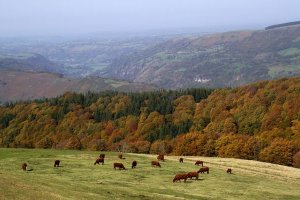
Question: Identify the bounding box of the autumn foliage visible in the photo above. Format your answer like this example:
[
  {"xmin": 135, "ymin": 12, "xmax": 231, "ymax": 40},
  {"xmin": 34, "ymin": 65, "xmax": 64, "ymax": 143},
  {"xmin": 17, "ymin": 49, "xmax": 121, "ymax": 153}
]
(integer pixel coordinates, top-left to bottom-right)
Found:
[{"xmin": 0, "ymin": 78, "xmax": 300, "ymax": 167}]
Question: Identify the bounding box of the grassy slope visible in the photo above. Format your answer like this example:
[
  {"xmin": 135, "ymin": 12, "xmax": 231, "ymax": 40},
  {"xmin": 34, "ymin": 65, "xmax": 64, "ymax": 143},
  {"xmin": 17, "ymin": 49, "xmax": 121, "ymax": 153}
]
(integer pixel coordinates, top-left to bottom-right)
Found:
[{"xmin": 0, "ymin": 149, "xmax": 300, "ymax": 200}]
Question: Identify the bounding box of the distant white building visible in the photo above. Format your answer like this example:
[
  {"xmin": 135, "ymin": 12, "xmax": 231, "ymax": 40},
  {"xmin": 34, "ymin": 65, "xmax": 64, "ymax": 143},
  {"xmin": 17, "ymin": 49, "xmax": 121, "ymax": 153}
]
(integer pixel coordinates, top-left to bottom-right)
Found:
[{"xmin": 194, "ymin": 77, "xmax": 211, "ymax": 83}]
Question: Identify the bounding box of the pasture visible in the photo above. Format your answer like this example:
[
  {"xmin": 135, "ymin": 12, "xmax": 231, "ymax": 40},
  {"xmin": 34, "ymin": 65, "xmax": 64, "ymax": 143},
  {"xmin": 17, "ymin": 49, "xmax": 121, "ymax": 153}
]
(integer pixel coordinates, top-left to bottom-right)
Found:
[{"xmin": 0, "ymin": 148, "xmax": 300, "ymax": 200}]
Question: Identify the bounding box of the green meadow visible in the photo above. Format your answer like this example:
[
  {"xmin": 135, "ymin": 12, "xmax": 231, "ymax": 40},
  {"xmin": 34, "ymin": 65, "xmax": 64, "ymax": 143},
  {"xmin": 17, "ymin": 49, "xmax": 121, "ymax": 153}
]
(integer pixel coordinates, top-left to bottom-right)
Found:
[{"xmin": 0, "ymin": 148, "xmax": 300, "ymax": 200}]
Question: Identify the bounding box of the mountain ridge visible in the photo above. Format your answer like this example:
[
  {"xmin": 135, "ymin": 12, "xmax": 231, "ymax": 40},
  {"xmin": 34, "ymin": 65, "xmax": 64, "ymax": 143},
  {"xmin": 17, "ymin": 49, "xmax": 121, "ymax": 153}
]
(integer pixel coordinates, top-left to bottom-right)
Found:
[{"xmin": 101, "ymin": 25, "xmax": 300, "ymax": 88}]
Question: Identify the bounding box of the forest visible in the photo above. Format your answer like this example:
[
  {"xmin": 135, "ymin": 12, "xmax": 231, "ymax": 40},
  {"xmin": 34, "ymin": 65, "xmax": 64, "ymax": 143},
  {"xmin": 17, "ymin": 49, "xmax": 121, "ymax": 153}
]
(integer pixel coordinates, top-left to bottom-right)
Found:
[{"xmin": 0, "ymin": 77, "xmax": 300, "ymax": 167}]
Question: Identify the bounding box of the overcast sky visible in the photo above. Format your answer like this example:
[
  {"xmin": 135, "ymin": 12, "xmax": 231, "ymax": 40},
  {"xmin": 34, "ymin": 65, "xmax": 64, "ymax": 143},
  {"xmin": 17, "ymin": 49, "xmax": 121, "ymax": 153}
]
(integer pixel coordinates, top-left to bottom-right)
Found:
[{"xmin": 0, "ymin": 0, "xmax": 299, "ymax": 37}]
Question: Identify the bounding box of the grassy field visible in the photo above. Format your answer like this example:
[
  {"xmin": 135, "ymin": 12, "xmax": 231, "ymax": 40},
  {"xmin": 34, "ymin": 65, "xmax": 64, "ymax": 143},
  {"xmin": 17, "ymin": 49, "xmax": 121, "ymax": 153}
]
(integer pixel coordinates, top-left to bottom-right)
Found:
[{"xmin": 0, "ymin": 148, "xmax": 300, "ymax": 200}]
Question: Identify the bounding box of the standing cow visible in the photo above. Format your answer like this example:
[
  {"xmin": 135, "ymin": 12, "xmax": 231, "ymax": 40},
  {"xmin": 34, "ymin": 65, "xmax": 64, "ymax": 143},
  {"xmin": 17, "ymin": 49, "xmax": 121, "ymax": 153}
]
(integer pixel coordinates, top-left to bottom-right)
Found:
[
  {"xmin": 227, "ymin": 168, "xmax": 232, "ymax": 174},
  {"xmin": 198, "ymin": 167, "xmax": 209, "ymax": 174},
  {"xmin": 173, "ymin": 174, "xmax": 187, "ymax": 183},
  {"xmin": 179, "ymin": 158, "xmax": 184, "ymax": 163},
  {"xmin": 114, "ymin": 163, "xmax": 126, "ymax": 170},
  {"xmin": 118, "ymin": 153, "xmax": 123, "ymax": 159},
  {"xmin": 186, "ymin": 171, "xmax": 199, "ymax": 180},
  {"xmin": 21, "ymin": 163, "xmax": 27, "ymax": 171},
  {"xmin": 195, "ymin": 160, "xmax": 204, "ymax": 166},
  {"xmin": 157, "ymin": 154, "xmax": 165, "ymax": 161},
  {"xmin": 132, "ymin": 161, "xmax": 137, "ymax": 169},
  {"xmin": 54, "ymin": 160, "xmax": 60, "ymax": 167},
  {"xmin": 94, "ymin": 158, "xmax": 104, "ymax": 165},
  {"xmin": 151, "ymin": 161, "xmax": 161, "ymax": 168}
]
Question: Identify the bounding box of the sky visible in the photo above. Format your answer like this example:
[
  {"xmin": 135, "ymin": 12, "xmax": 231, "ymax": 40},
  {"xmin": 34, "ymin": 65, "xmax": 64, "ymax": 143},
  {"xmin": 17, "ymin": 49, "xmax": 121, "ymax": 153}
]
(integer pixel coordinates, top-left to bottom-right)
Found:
[{"xmin": 0, "ymin": 0, "xmax": 300, "ymax": 37}]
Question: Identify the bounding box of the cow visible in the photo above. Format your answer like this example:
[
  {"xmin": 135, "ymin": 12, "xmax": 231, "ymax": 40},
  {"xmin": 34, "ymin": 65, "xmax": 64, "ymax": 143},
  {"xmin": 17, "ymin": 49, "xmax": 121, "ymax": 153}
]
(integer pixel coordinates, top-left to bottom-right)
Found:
[
  {"xmin": 227, "ymin": 168, "xmax": 232, "ymax": 174},
  {"xmin": 118, "ymin": 153, "xmax": 123, "ymax": 159},
  {"xmin": 198, "ymin": 167, "xmax": 209, "ymax": 174},
  {"xmin": 195, "ymin": 160, "xmax": 204, "ymax": 166},
  {"xmin": 54, "ymin": 160, "xmax": 60, "ymax": 167},
  {"xmin": 151, "ymin": 161, "xmax": 161, "ymax": 168},
  {"xmin": 99, "ymin": 154, "xmax": 105, "ymax": 159},
  {"xmin": 132, "ymin": 161, "xmax": 137, "ymax": 169},
  {"xmin": 21, "ymin": 163, "xmax": 27, "ymax": 171},
  {"xmin": 94, "ymin": 158, "xmax": 104, "ymax": 165},
  {"xmin": 186, "ymin": 171, "xmax": 199, "ymax": 180},
  {"xmin": 179, "ymin": 158, "xmax": 184, "ymax": 163},
  {"xmin": 157, "ymin": 154, "xmax": 165, "ymax": 161},
  {"xmin": 114, "ymin": 163, "xmax": 126, "ymax": 170},
  {"xmin": 173, "ymin": 173, "xmax": 187, "ymax": 183}
]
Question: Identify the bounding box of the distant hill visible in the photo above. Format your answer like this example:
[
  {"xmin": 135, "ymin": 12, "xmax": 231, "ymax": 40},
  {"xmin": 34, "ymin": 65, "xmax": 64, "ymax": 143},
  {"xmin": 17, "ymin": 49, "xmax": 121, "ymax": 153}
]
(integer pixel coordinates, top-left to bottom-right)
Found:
[
  {"xmin": 266, "ymin": 21, "xmax": 300, "ymax": 30},
  {"xmin": 0, "ymin": 53, "xmax": 64, "ymax": 74},
  {"xmin": 0, "ymin": 70, "xmax": 157, "ymax": 102},
  {"xmin": 103, "ymin": 25, "xmax": 300, "ymax": 88},
  {"xmin": 3, "ymin": 26, "xmax": 300, "ymax": 89}
]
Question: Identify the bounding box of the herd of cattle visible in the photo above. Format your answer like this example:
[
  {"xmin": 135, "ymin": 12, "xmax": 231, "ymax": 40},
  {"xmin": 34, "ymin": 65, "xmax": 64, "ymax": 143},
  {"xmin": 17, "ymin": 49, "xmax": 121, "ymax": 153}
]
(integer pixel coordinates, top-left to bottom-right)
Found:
[{"xmin": 21, "ymin": 153, "xmax": 232, "ymax": 183}]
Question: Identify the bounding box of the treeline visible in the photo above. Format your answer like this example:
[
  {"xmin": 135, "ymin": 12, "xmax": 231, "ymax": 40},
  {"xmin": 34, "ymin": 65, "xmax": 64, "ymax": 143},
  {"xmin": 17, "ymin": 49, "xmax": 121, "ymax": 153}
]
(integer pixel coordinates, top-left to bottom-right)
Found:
[{"xmin": 1, "ymin": 78, "xmax": 300, "ymax": 167}]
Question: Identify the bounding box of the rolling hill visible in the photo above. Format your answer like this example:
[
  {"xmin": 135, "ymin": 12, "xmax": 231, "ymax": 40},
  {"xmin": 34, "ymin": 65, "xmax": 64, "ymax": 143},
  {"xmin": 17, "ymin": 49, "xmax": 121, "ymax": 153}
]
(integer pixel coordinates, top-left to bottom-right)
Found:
[
  {"xmin": 103, "ymin": 25, "xmax": 300, "ymax": 88},
  {"xmin": 0, "ymin": 70, "xmax": 157, "ymax": 102},
  {"xmin": 0, "ymin": 53, "xmax": 65, "ymax": 74},
  {"xmin": 0, "ymin": 77, "xmax": 299, "ymax": 167}
]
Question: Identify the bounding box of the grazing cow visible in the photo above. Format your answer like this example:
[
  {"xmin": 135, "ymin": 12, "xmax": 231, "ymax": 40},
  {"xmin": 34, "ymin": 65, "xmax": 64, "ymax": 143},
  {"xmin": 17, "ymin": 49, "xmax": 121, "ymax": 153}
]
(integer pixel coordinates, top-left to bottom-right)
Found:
[
  {"xmin": 179, "ymin": 158, "xmax": 184, "ymax": 163},
  {"xmin": 99, "ymin": 154, "xmax": 105, "ymax": 159},
  {"xmin": 198, "ymin": 167, "xmax": 209, "ymax": 174},
  {"xmin": 54, "ymin": 160, "xmax": 60, "ymax": 167},
  {"xmin": 113, "ymin": 163, "xmax": 126, "ymax": 170},
  {"xmin": 195, "ymin": 160, "xmax": 204, "ymax": 166},
  {"xmin": 21, "ymin": 163, "xmax": 27, "ymax": 171},
  {"xmin": 186, "ymin": 172, "xmax": 199, "ymax": 180},
  {"xmin": 173, "ymin": 173, "xmax": 187, "ymax": 183},
  {"xmin": 227, "ymin": 168, "xmax": 232, "ymax": 174},
  {"xmin": 157, "ymin": 154, "xmax": 165, "ymax": 161},
  {"xmin": 151, "ymin": 161, "xmax": 161, "ymax": 168},
  {"xmin": 118, "ymin": 153, "xmax": 123, "ymax": 159},
  {"xmin": 94, "ymin": 158, "xmax": 104, "ymax": 165},
  {"xmin": 132, "ymin": 161, "xmax": 137, "ymax": 169}
]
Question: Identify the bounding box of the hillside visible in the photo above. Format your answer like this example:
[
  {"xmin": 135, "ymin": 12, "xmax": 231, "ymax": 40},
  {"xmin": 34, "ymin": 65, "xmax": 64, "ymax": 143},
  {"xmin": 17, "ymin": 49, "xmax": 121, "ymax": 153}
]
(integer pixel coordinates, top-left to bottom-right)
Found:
[
  {"xmin": 0, "ymin": 70, "xmax": 157, "ymax": 102},
  {"xmin": 104, "ymin": 25, "xmax": 300, "ymax": 88},
  {"xmin": 0, "ymin": 77, "xmax": 299, "ymax": 167},
  {"xmin": 0, "ymin": 149, "xmax": 299, "ymax": 200},
  {"xmin": 0, "ymin": 53, "xmax": 65, "ymax": 74},
  {"xmin": 2, "ymin": 26, "xmax": 300, "ymax": 89}
]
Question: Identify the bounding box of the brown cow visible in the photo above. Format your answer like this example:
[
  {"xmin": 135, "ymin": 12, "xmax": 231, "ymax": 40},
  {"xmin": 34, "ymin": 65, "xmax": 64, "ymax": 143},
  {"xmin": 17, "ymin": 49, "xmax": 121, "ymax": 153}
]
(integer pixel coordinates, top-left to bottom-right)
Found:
[
  {"xmin": 99, "ymin": 154, "xmax": 105, "ymax": 159},
  {"xmin": 132, "ymin": 161, "xmax": 137, "ymax": 169},
  {"xmin": 173, "ymin": 173, "xmax": 187, "ymax": 183},
  {"xmin": 21, "ymin": 163, "xmax": 27, "ymax": 171},
  {"xmin": 227, "ymin": 168, "xmax": 232, "ymax": 174},
  {"xmin": 157, "ymin": 154, "xmax": 165, "ymax": 161},
  {"xmin": 118, "ymin": 153, "xmax": 123, "ymax": 159},
  {"xmin": 179, "ymin": 158, "xmax": 183, "ymax": 163},
  {"xmin": 195, "ymin": 160, "xmax": 204, "ymax": 166},
  {"xmin": 94, "ymin": 158, "xmax": 104, "ymax": 165},
  {"xmin": 114, "ymin": 163, "xmax": 126, "ymax": 170},
  {"xmin": 151, "ymin": 161, "xmax": 161, "ymax": 168},
  {"xmin": 186, "ymin": 171, "xmax": 199, "ymax": 180},
  {"xmin": 198, "ymin": 167, "xmax": 209, "ymax": 174},
  {"xmin": 54, "ymin": 160, "xmax": 60, "ymax": 167}
]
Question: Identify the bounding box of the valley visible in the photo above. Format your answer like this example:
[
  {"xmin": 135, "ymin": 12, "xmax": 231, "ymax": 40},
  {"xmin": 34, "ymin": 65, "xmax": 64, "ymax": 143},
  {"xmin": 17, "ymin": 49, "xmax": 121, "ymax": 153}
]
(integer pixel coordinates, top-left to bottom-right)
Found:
[{"xmin": 1, "ymin": 24, "xmax": 300, "ymax": 102}]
